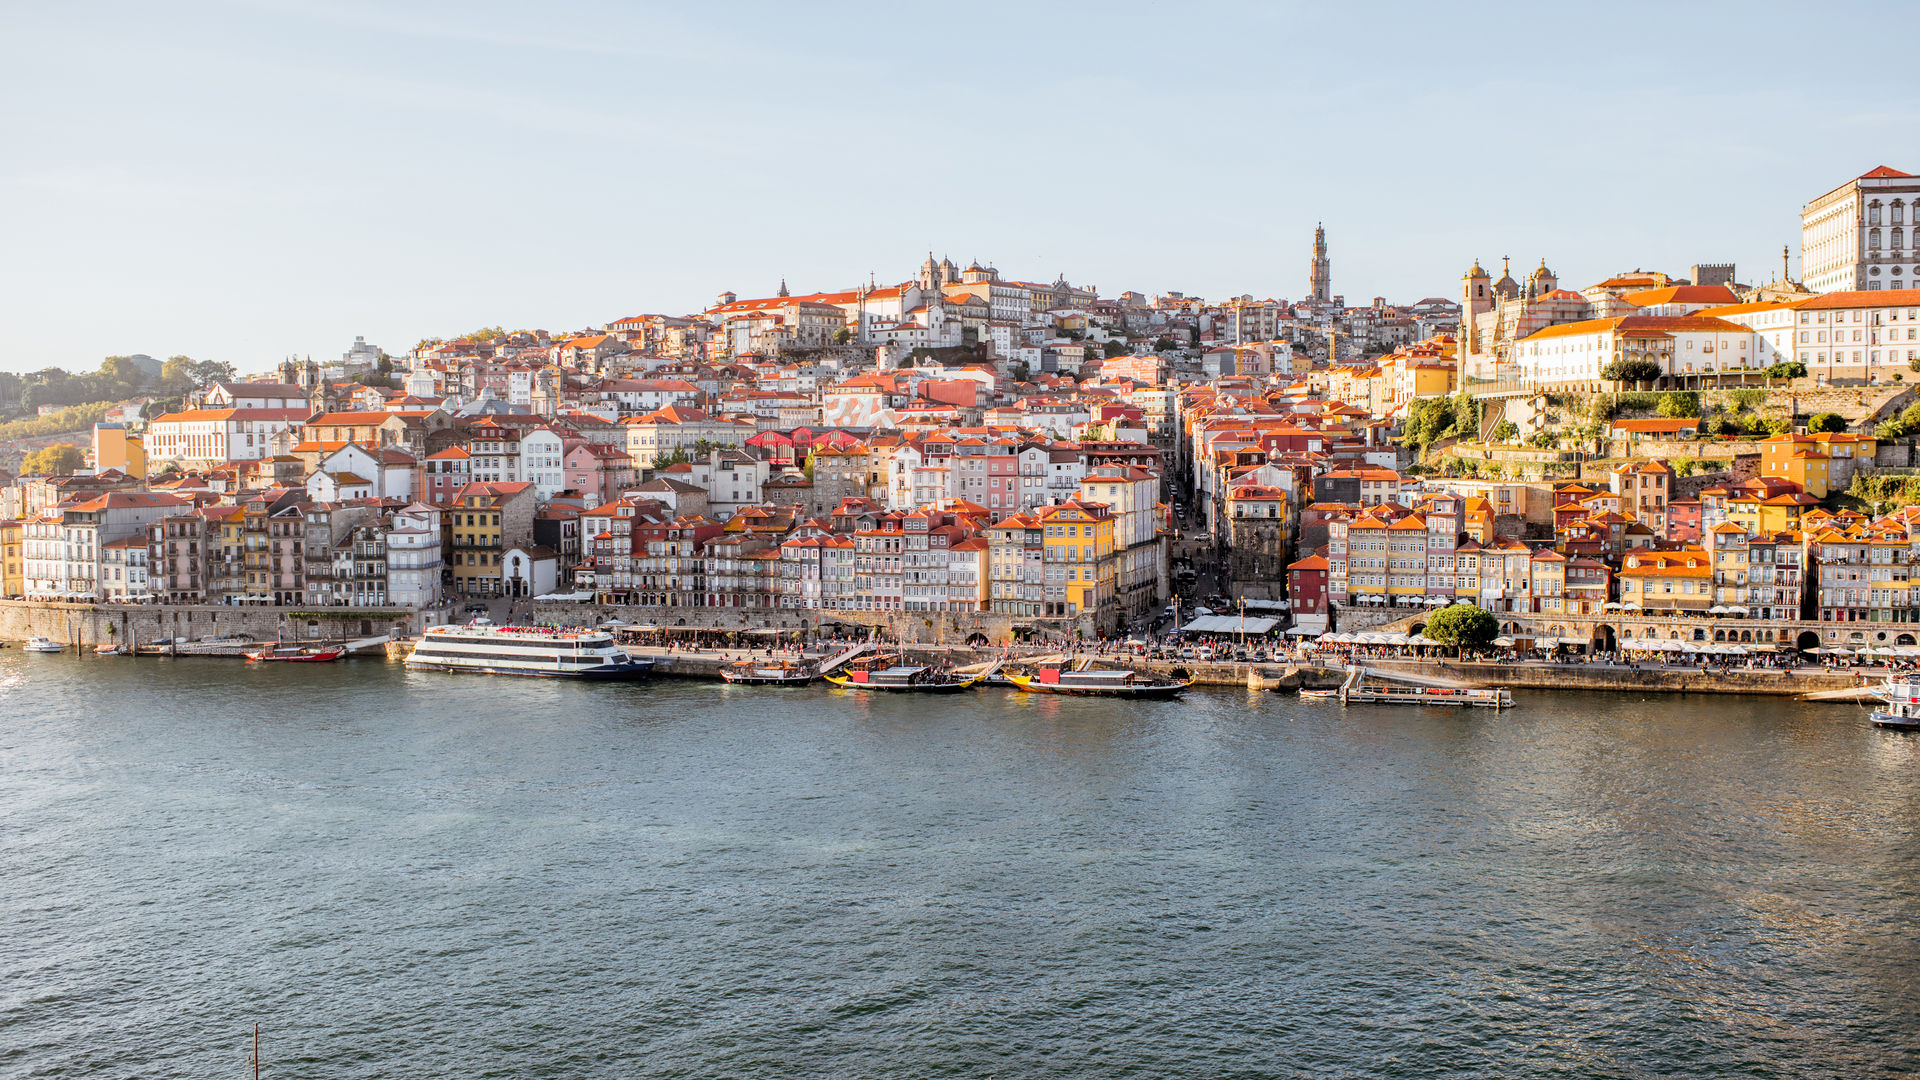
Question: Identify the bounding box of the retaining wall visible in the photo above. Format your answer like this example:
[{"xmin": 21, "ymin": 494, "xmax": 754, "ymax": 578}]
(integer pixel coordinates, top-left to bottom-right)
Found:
[{"xmin": 0, "ymin": 600, "xmax": 421, "ymax": 648}]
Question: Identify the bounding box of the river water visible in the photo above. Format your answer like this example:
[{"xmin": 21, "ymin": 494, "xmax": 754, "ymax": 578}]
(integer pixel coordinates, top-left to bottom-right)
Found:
[{"xmin": 1, "ymin": 653, "xmax": 1916, "ymax": 1078}]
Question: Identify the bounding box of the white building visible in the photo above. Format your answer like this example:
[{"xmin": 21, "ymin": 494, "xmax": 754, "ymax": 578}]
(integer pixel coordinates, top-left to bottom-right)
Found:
[
  {"xmin": 1785, "ymin": 289, "xmax": 1920, "ymax": 385},
  {"xmin": 1511, "ymin": 315, "xmax": 1756, "ymax": 387},
  {"xmin": 22, "ymin": 492, "xmax": 185, "ymax": 600},
  {"xmin": 1801, "ymin": 165, "xmax": 1920, "ymax": 294},
  {"xmin": 520, "ymin": 428, "xmax": 569, "ymax": 501},
  {"xmin": 99, "ymin": 536, "xmax": 150, "ymax": 602},
  {"xmin": 385, "ymin": 502, "xmax": 444, "ymax": 612},
  {"xmin": 143, "ymin": 408, "xmax": 308, "ymax": 466}
]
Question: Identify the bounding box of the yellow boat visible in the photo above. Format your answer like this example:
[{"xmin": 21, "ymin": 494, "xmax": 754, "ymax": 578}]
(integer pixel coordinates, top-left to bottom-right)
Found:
[
  {"xmin": 1005, "ymin": 665, "xmax": 1191, "ymax": 698},
  {"xmin": 822, "ymin": 658, "xmax": 983, "ymax": 693}
]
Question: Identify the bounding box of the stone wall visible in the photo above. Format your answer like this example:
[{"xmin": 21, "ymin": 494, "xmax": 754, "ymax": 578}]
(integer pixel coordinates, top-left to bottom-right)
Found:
[
  {"xmin": 1361, "ymin": 658, "xmax": 1863, "ymax": 698},
  {"xmin": 0, "ymin": 600, "xmax": 420, "ymax": 648}
]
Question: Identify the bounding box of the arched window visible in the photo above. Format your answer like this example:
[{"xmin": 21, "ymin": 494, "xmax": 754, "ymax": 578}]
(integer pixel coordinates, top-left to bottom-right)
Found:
[{"xmin": 1869, "ymin": 229, "xmax": 1882, "ymax": 250}]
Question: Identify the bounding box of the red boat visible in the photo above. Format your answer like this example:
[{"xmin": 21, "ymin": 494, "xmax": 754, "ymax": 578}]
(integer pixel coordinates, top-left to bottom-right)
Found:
[{"xmin": 244, "ymin": 643, "xmax": 345, "ymax": 663}]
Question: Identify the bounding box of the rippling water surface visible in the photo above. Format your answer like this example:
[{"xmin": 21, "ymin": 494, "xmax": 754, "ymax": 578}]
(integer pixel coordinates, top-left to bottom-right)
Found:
[{"xmin": 2, "ymin": 653, "xmax": 1917, "ymax": 1077}]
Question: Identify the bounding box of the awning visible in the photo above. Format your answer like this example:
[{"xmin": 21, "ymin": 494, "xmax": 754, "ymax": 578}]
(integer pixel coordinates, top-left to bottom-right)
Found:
[{"xmin": 1180, "ymin": 615, "xmax": 1281, "ymax": 635}]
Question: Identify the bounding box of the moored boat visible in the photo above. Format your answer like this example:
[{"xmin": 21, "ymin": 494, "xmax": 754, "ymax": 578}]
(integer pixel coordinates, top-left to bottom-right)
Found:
[
  {"xmin": 404, "ymin": 622, "xmax": 654, "ymax": 679},
  {"xmin": 823, "ymin": 656, "xmax": 981, "ymax": 692},
  {"xmin": 1869, "ymin": 678, "xmax": 1920, "ymax": 730},
  {"xmin": 1005, "ymin": 664, "xmax": 1190, "ymax": 698},
  {"xmin": 23, "ymin": 636, "xmax": 65, "ymax": 653},
  {"xmin": 1341, "ymin": 682, "xmax": 1513, "ymax": 708},
  {"xmin": 245, "ymin": 642, "xmax": 345, "ymax": 663},
  {"xmin": 720, "ymin": 658, "xmax": 815, "ymax": 686}
]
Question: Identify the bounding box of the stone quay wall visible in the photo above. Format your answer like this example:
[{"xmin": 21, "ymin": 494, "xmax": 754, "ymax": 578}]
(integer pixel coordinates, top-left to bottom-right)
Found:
[
  {"xmin": 0, "ymin": 599, "xmax": 421, "ymax": 649},
  {"xmin": 1360, "ymin": 659, "xmax": 1864, "ymax": 697}
]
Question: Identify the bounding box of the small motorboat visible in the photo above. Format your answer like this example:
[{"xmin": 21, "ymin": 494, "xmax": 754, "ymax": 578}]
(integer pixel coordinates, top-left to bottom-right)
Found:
[
  {"xmin": 720, "ymin": 658, "xmax": 815, "ymax": 686},
  {"xmin": 23, "ymin": 636, "xmax": 65, "ymax": 653},
  {"xmin": 1869, "ymin": 678, "xmax": 1920, "ymax": 730},
  {"xmin": 1298, "ymin": 687, "xmax": 1340, "ymax": 700},
  {"xmin": 245, "ymin": 643, "xmax": 345, "ymax": 663},
  {"xmin": 94, "ymin": 644, "xmax": 125, "ymax": 656}
]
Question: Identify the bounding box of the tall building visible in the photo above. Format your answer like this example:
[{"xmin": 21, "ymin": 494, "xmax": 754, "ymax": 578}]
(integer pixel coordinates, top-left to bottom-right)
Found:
[
  {"xmin": 1801, "ymin": 165, "xmax": 1919, "ymax": 293},
  {"xmin": 1309, "ymin": 223, "xmax": 1331, "ymax": 302}
]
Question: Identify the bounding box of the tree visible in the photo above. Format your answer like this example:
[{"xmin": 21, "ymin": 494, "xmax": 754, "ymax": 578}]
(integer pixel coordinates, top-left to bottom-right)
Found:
[
  {"xmin": 1153, "ymin": 336, "xmax": 1176, "ymax": 352},
  {"xmin": 1656, "ymin": 391, "xmax": 1700, "ymax": 418},
  {"xmin": 1601, "ymin": 357, "xmax": 1662, "ymax": 388},
  {"xmin": 832, "ymin": 327, "xmax": 852, "ymax": 345},
  {"xmin": 1425, "ymin": 604, "xmax": 1498, "ymax": 651},
  {"xmin": 1102, "ymin": 339, "xmax": 1130, "ymax": 359},
  {"xmin": 1767, "ymin": 361, "xmax": 1808, "ymax": 380},
  {"xmin": 1807, "ymin": 411, "xmax": 1847, "ymax": 434},
  {"xmin": 23, "ymin": 443, "xmax": 84, "ymax": 475},
  {"xmin": 1492, "ymin": 420, "xmax": 1518, "ymax": 443}
]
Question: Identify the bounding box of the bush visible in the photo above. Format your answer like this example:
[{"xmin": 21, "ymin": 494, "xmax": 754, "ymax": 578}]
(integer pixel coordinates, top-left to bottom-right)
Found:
[
  {"xmin": 1727, "ymin": 388, "xmax": 1768, "ymax": 412},
  {"xmin": 1426, "ymin": 604, "xmax": 1499, "ymax": 650},
  {"xmin": 1657, "ymin": 391, "xmax": 1701, "ymax": 418},
  {"xmin": 1807, "ymin": 412, "xmax": 1848, "ymax": 434},
  {"xmin": 1492, "ymin": 420, "xmax": 1518, "ymax": 443},
  {"xmin": 1766, "ymin": 361, "xmax": 1808, "ymax": 380}
]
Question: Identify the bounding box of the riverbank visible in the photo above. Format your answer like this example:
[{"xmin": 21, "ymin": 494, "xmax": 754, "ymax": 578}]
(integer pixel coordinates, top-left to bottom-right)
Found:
[{"xmin": 1355, "ymin": 658, "xmax": 1873, "ymax": 697}]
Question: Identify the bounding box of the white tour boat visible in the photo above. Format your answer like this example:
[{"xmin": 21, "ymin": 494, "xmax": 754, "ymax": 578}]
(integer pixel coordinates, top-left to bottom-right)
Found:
[
  {"xmin": 403, "ymin": 623, "xmax": 654, "ymax": 680},
  {"xmin": 1869, "ymin": 678, "xmax": 1920, "ymax": 731},
  {"xmin": 23, "ymin": 636, "xmax": 65, "ymax": 653}
]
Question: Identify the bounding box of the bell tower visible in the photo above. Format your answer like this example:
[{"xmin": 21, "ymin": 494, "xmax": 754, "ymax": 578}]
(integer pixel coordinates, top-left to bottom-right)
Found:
[{"xmin": 1309, "ymin": 223, "xmax": 1331, "ymax": 302}]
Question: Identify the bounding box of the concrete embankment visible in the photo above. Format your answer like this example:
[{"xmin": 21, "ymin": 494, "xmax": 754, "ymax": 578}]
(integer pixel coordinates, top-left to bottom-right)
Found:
[{"xmin": 1356, "ymin": 659, "xmax": 1872, "ymax": 698}]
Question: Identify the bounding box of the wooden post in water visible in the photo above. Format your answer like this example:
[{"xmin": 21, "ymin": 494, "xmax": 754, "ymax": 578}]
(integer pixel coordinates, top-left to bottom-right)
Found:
[{"xmin": 252, "ymin": 1023, "xmax": 259, "ymax": 1079}]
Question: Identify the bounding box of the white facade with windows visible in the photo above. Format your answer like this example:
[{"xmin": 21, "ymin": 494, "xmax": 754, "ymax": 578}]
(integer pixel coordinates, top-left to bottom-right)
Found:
[
  {"xmin": 1787, "ymin": 290, "xmax": 1920, "ymax": 384},
  {"xmin": 1801, "ymin": 167, "xmax": 1920, "ymax": 294},
  {"xmin": 143, "ymin": 408, "xmax": 307, "ymax": 466}
]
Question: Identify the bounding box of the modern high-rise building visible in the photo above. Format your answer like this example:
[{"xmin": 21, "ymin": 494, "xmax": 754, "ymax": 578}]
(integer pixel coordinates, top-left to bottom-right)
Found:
[
  {"xmin": 1800, "ymin": 165, "xmax": 1919, "ymax": 293},
  {"xmin": 1309, "ymin": 223, "xmax": 1331, "ymax": 302}
]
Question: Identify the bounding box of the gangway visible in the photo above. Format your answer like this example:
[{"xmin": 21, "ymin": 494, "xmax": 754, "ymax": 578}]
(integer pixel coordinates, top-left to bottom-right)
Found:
[{"xmin": 813, "ymin": 642, "xmax": 873, "ymax": 676}]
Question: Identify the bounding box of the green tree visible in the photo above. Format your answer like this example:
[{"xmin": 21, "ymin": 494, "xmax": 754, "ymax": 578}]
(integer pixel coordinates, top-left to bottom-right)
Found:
[
  {"xmin": 1153, "ymin": 336, "xmax": 1176, "ymax": 352},
  {"xmin": 1807, "ymin": 411, "xmax": 1847, "ymax": 434},
  {"xmin": 832, "ymin": 327, "xmax": 852, "ymax": 345},
  {"xmin": 1492, "ymin": 420, "xmax": 1518, "ymax": 443},
  {"xmin": 1425, "ymin": 604, "xmax": 1499, "ymax": 651},
  {"xmin": 1656, "ymin": 391, "xmax": 1700, "ymax": 418},
  {"xmin": 23, "ymin": 443, "xmax": 85, "ymax": 475},
  {"xmin": 1102, "ymin": 339, "xmax": 1130, "ymax": 359},
  {"xmin": 1766, "ymin": 360, "xmax": 1808, "ymax": 381},
  {"xmin": 1601, "ymin": 357, "xmax": 1661, "ymax": 388}
]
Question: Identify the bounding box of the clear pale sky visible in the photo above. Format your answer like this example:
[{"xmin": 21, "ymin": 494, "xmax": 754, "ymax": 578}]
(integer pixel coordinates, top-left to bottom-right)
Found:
[{"xmin": 3, "ymin": 1, "xmax": 1915, "ymax": 374}]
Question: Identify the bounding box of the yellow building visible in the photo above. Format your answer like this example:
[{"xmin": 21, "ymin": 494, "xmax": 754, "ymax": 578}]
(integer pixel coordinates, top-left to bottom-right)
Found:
[
  {"xmin": 1759, "ymin": 434, "xmax": 1832, "ymax": 497},
  {"xmin": 0, "ymin": 519, "xmax": 22, "ymax": 598},
  {"xmin": 451, "ymin": 485, "xmax": 506, "ymax": 597},
  {"xmin": 1037, "ymin": 499, "xmax": 1115, "ymax": 625},
  {"xmin": 1726, "ymin": 490, "xmax": 1818, "ymax": 536},
  {"xmin": 91, "ymin": 423, "xmax": 148, "ymax": 480},
  {"xmin": 1616, "ymin": 547, "xmax": 1713, "ymax": 614}
]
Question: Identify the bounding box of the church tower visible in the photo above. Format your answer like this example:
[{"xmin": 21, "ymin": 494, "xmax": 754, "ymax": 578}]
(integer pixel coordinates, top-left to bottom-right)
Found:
[{"xmin": 1309, "ymin": 223, "xmax": 1331, "ymax": 302}]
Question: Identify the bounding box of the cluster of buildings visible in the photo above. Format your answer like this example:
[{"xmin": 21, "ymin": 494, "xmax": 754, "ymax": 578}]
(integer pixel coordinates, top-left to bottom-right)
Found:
[
  {"xmin": 4, "ymin": 165, "xmax": 1918, "ymax": 650},
  {"xmin": 1469, "ymin": 167, "xmax": 1920, "ymax": 388}
]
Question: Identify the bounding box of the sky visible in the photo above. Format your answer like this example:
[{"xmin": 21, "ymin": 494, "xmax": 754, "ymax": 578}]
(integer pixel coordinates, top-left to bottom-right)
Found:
[{"xmin": 3, "ymin": 0, "xmax": 1917, "ymax": 375}]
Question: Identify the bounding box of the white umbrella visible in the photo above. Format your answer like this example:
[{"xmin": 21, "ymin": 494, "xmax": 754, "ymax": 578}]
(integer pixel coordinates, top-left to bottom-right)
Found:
[
  {"xmin": 1727, "ymin": 605, "xmax": 1749, "ymax": 614},
  {"xmin": 1492, "ymin": 636, "xmax": 1515, "ymax": 647},
  {"xmin": 1707, "ymin": 605, "xmax": 1728, "ymax": 615}
]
